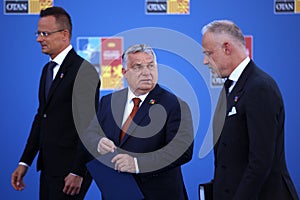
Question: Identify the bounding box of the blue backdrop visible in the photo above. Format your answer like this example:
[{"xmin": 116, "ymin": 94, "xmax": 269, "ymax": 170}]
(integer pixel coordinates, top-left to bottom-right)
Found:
[{"xmin": 1, "ymin": 1, "xmax": 299, "ymax": 199}]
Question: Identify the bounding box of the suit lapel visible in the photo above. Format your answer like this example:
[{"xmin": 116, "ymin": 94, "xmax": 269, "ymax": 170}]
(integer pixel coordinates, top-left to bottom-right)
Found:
[
  {"xmin": 120, "ymin": 84, "xmax": 162, "ymax": 146},
  {"xmin": 226, "ymin": 60, "xmax": 255, "ymax": 112},
  {"xmin": 45, "ymin": 49, "xmax": 76, "ymax": 105},
  {"xmin": 40, "ymin": 64, "xmax": 49, "ymax": 107},
  {"xmin": 110, "ymin": 89, "xmax": 128, "ymax": 144},
  {"xmin": 214, "ymin": 61, "xmax": 256, "ymax": 150}
]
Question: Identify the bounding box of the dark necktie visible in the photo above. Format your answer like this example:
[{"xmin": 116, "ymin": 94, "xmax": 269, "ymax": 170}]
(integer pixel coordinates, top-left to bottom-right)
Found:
[
  {"xmin": 45, "ymin": 61, "xmax": 57, "ymax": 98},
  {"xmin": 120, "ymin": 98, "xmax": 141, "ymax": 142},
  {"xmin": 224, "ymin": 79, "xmax": 233, "ymax": 95}
]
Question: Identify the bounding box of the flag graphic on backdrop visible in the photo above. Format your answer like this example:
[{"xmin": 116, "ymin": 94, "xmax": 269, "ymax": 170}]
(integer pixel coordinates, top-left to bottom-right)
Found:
[
  {"xmin": 76, "ymin": 37, "xmax": 124, "ymax": 90},
  {"xmin": 101, "ymin": 38, "xmax": 123, "ymax": 90}
]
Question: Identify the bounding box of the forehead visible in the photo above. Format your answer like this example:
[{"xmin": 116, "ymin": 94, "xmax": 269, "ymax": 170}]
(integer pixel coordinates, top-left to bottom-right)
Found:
[
  {"xmin": 38, "ymin": 16, "xmax": 57, "ymax": 29},
  {"xmin": 128, "ymin": 52, "xmax": 154, "ymax": 63},
  {"xmin": 202, "ymin": 32, "xmax": 221, "ymax": 50},
  {"xmin": 202, "ymin": 32, "xmax": 214, "ymax": 46}
]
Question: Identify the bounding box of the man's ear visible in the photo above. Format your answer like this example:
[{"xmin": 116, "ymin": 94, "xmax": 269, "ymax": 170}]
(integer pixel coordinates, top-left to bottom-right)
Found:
[
  {"xmin": 62, "ymin": 29, "xmax": 70, "ymax": 42},
  {"xmin": 223, "ymin": 42, "xmax": 231, "ymax": 55}
]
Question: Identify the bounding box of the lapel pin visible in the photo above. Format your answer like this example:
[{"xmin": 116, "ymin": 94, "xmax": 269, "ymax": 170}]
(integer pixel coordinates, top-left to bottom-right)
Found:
[
  {"xmin": 234, "ymin": 96, "xmax": 239, "ymax": 102},
  {"xmin": 60, "ymin": 73, "xmax": 64, "ymax": 79},
  {"xmin": 149, "ymin": 99, "xmax": 155, "ymax": 104}
]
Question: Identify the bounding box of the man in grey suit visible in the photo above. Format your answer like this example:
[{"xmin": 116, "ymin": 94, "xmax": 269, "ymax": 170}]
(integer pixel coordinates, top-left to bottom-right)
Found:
[
  {"xmin": 11, "ymin": 6, "xmax": 100, "ymax": 199},
  {"xmin": 201, "ymin": 19, "xmax": 299, "ymax": 200}
]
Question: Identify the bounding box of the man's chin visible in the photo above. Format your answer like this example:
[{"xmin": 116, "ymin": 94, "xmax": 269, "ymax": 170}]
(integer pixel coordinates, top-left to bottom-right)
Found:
[
  {"xmin": 140, "ymin": 81, "xmax": 154, "ymax": 86},
  {"xmin": 139, "ymin": 84, "xmax": 155, "ymax": 91},
  {"xmin": 41, "ymin": 49, "xmax": 50, "ymax": 55},
  {"xmin": 210, "ymin": 69, "xmax": 221, "ymax": 77}
]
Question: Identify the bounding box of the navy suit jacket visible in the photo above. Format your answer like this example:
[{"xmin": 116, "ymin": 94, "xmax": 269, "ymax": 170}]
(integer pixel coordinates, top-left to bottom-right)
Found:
[
  {"xmin": 213, "ymin": 60, "xmax": 299, "ymax": 200},
  {"xmin": 84, "ymin": 84, "xmax": 194, "ymax": 200},
  {"xmin": 19, "ymin": 49, "xmax": 100, "ymax": 177}
]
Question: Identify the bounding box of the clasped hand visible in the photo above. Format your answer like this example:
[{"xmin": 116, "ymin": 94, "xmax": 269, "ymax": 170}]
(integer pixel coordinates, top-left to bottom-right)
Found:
[{"xmin": 98, "ymin": 137, "xmax": 136, "ymax": 173}]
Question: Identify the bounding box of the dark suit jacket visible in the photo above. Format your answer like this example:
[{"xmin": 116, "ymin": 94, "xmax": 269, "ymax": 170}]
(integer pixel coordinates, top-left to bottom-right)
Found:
[
  {"xmin": 19, "ymin": 48, "xmax": 100, "ymax": 177},
  {"xmin": 84, "ymin": 84, "xmax": 194, "ymax": 200},
  {"xmin": 213, "ymin": 60, "xmax": 299, "ymax": 200}
]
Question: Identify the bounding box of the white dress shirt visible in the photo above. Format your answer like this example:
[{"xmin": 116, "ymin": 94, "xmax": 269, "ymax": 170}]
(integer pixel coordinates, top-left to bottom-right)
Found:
[
  {"xmin": 122, "ymin": 88, "xmax": 148, "ymax": 126},
  {"xmin": 50, "ymin": 45, "xmax": 73, "ymax": 79},
  {"xmin": 227, "ymin": 56, "xmax": 250, "ymax": 93},
  {"xmin": 122, "ymin": 88, "xmax": 149, "ymax": 174}
]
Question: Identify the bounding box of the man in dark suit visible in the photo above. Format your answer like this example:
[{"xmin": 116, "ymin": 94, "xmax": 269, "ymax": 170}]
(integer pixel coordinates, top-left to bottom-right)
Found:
[
  {"xmin": 201, "ymin": 20, "xmax": 299, "ymax": 199},
  {"xmin": 11, "ymin": 6, "xmax": 100, "ymax": 199},
  {"xmin": 83, "ymin": 44, "xmax": 194, "ymax": 200}
]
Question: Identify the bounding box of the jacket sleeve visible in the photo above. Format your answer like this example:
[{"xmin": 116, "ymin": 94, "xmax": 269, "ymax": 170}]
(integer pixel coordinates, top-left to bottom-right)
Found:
[{"xmin": 137, "ymin": 99, "xmax": 194, "ymax": 174}]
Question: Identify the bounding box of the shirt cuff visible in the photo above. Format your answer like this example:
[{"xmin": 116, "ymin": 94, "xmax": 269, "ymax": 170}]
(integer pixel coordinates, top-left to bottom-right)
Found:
[
  {"xmin": 134, "ymin": 157, "xmax": 139, "ymax": 174},
  {"xmin": 70, "ymin": 173, "xmax": 79, "ymax": 177},
  {"xmin": 19, "ymin": 162, "xmax": 29, "ymax": 168}
]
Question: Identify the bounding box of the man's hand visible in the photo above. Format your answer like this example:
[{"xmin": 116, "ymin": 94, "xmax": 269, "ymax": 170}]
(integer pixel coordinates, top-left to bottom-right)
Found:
[
  {"xmin": 112, "ymin": 154, "xmax": 136, "ymax": 173},
  {"xmin": 97, "ymin": 137, "xmax": 116, "ymax": 155},
  {"xmin": 63, "ymin": 173, "xmax": 83, "ymax": 196},
  {"xmin": 11, "ymin": 165, "xmax": 28, "ymax": 191}
]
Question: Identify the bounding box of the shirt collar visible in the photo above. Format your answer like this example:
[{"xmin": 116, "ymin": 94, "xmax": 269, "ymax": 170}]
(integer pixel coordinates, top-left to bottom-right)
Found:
[
  {"xmin": 50, "ymin": 45, "xmax": 72, "ymax": 65},
  {"xmin": 228, "ymin": 56, "xmax": 250, "ymax": 82},
  {"xmin": 127, "ymin": 88, "xmax": 148, "ymax": 105}
]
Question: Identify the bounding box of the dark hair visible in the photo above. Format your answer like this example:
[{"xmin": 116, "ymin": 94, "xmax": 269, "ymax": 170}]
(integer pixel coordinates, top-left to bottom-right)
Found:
[{"xmin": 40, "ymin": 6, "xmax": 72, "ymax": 39}]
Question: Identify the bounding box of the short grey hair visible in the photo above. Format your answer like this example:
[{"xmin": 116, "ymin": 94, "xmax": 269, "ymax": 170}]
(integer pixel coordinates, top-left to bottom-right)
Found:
[
  {"xmin": 201, "ymin": 20, "xmax": 246, "ymax": 47},
  {"xmin": 122, "ymin": 44, "xmax": 157, "ymax": 69}
]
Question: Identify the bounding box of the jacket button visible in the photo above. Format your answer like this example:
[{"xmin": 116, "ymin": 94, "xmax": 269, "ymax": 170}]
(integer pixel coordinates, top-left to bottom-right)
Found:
[{"xmin": 43, "ymin": 114, "xmax": 47, "ymax": 118}]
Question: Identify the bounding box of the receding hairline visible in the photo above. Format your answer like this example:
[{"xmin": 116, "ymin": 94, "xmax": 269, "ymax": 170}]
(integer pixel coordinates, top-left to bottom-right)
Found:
[{"xmin": 201, "ymin": 19, "xmax": 246, "ymax": 46}]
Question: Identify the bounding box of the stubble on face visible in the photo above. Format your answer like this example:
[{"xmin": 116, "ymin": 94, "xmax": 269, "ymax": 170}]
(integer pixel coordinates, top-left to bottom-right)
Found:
[{"xmin": 202, "ymin": 32, "xmax": 228, "ymax": 78}]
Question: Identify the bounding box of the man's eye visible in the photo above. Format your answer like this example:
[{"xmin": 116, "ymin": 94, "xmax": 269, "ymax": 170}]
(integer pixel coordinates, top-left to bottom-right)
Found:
[{"xmin": 204, "ymin": 51, "xmax": 212, "ymax": 56}]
